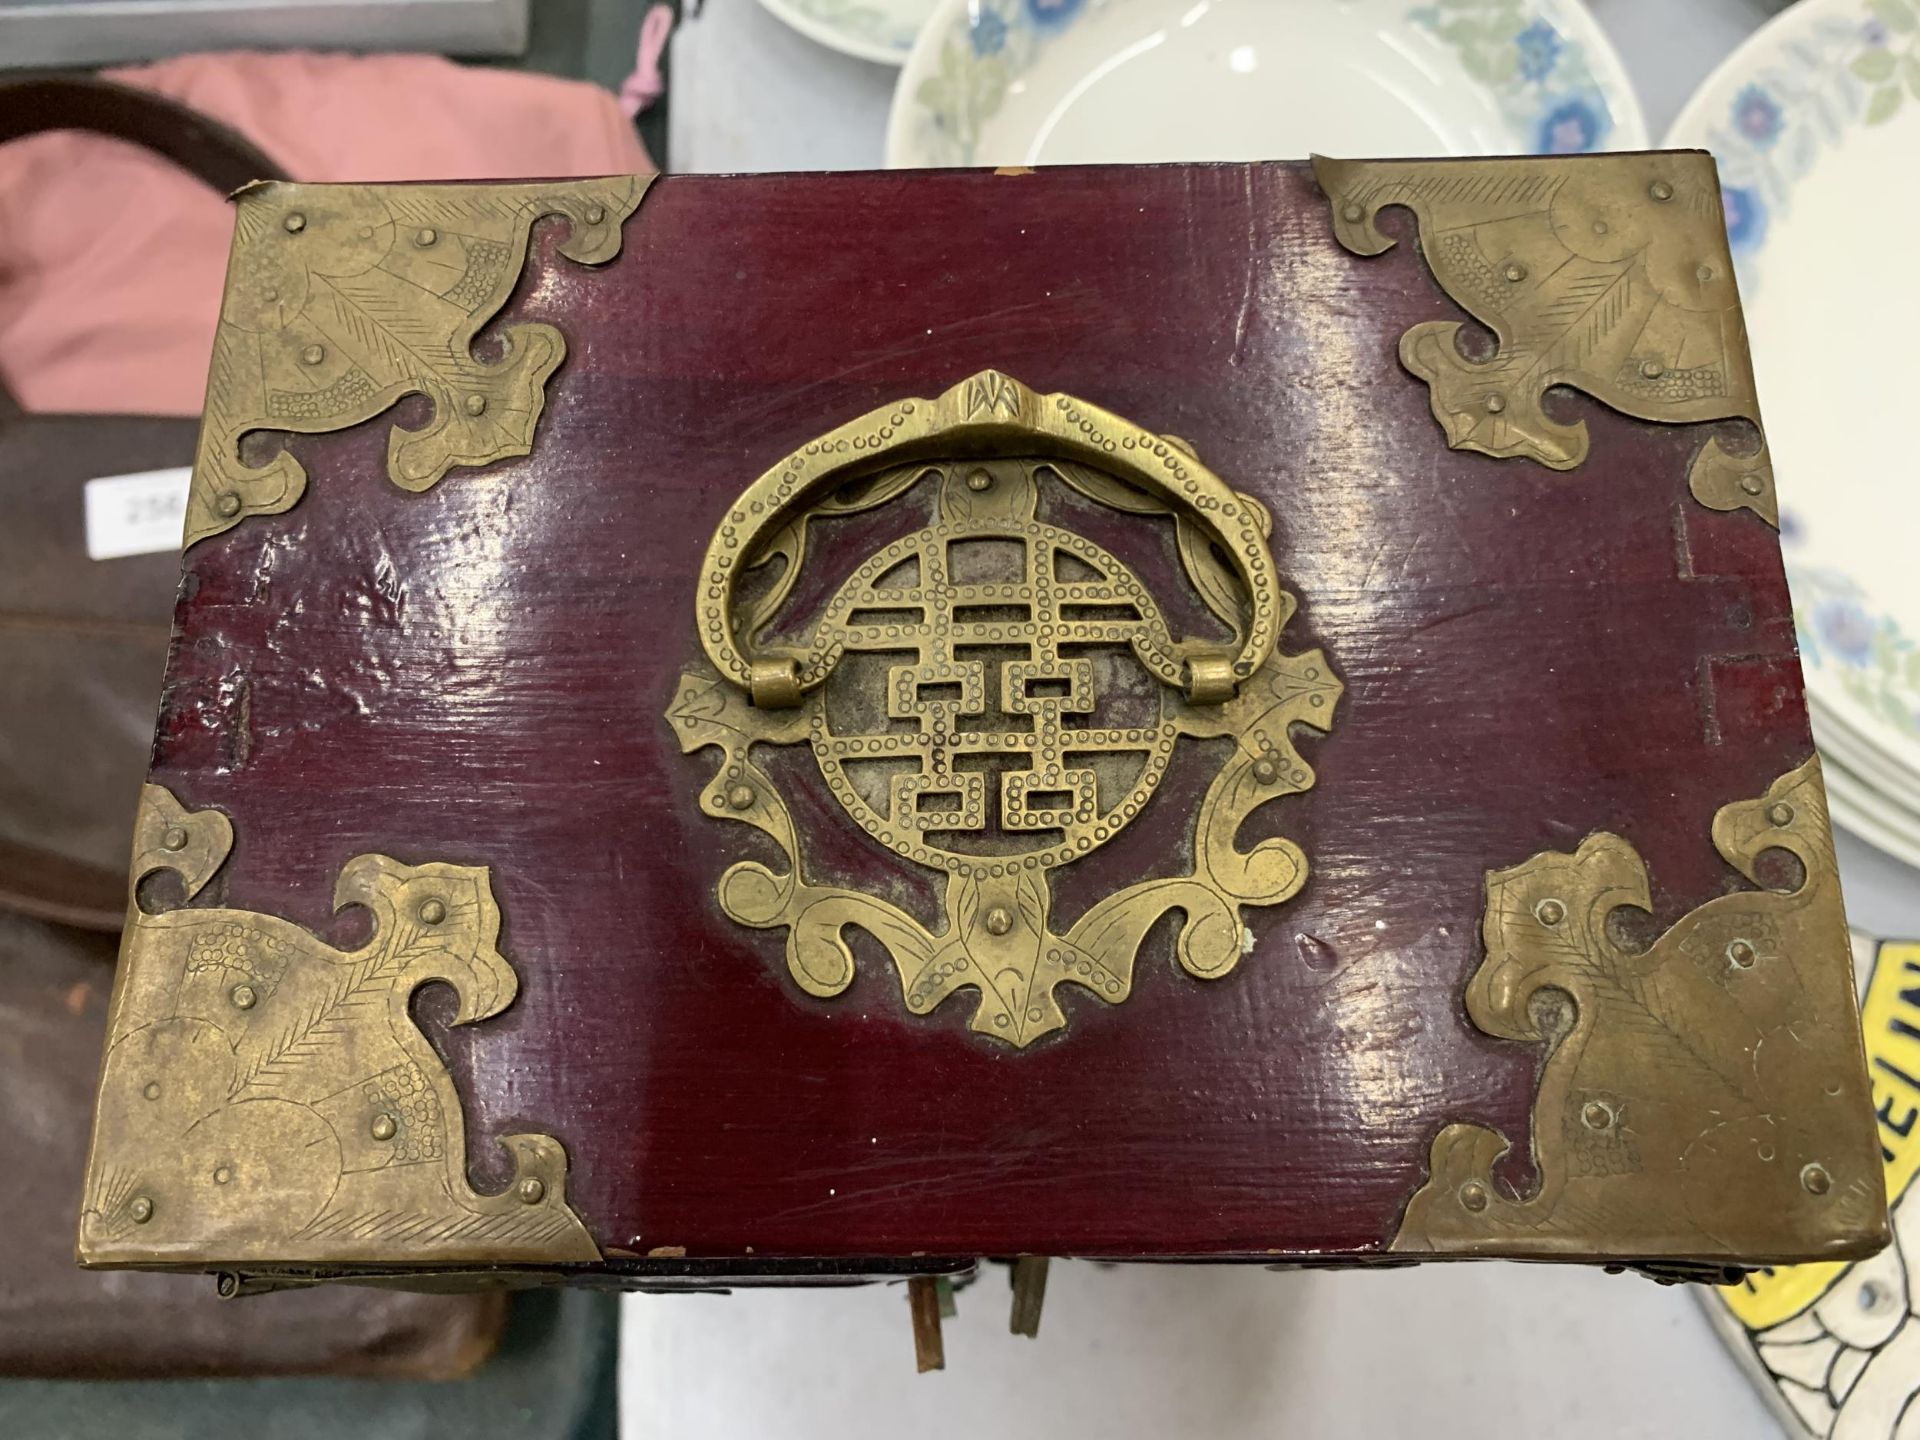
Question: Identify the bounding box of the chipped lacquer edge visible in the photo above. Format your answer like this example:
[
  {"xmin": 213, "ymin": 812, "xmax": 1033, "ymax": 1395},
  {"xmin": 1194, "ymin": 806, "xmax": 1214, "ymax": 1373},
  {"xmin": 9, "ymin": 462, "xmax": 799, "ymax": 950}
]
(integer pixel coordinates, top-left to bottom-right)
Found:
[
  {"xmin": 77, "ymin": 784, "xmax": 602, "ymax": 1272},
  {"xmin": 1314, "ymin": 151, "xmax": 1778, "ymax": 526},
  {"xmin": 184, "ymin": 175, "xmax": 651, "ymax": 549},
  {"xmin": 1390, "ymin": 756, "xmax": 1888, "ymax": 1270}
]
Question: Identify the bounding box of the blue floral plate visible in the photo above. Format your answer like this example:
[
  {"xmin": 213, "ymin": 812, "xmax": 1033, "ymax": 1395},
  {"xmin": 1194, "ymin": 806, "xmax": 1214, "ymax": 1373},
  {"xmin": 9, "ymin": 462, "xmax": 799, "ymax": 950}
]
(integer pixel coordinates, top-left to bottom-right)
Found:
[
  {"xmin": 886, "ymin": 0, "xmax": 1645, "ymax": 166},
  {"xmin": 1669, "ymin": 0, "xmax": 1920, "ymax": 834}
]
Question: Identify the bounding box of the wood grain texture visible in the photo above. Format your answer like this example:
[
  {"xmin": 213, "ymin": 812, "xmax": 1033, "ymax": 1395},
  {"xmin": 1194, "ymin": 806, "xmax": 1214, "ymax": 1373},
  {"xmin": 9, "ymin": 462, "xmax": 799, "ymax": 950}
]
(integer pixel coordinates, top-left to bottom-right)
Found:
[{"xmin": 143, "ymin": 162, "xmax": 1812, "ymax": 1267}]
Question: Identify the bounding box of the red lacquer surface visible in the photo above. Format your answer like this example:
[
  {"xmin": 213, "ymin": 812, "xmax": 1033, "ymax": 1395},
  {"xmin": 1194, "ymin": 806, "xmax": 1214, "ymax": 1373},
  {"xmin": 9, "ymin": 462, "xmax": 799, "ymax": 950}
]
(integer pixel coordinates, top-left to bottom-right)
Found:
[{"xmin": 147, "ymin": 162, "xmax": 1810, "ymax": 1264}]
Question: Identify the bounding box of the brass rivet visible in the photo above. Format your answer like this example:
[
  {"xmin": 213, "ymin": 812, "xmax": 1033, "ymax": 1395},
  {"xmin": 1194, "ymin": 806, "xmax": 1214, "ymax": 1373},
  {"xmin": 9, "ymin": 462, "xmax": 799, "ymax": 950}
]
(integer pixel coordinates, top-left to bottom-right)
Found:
[
  {"xmin": 966, "ymin": 469, "xmax": 993, "ymax": 492},
  {"xmin": 215, "ymin": 492, "xmax": 242, "ymax": 518},
  {"xmin": 301, "ymin": 344, "xmax": 325, "ymax": 366},
  {"xmin": 370, "ymin": 1113, "xmax": 397, "ymax": 1141},
  {"xmin": 1758, "ymin": 1142, "xmax": 1777, "ymax": 1162},
  {"xmin": 1503, "ymin": 262, "xmax": 1527, "ymax": 282},
  {"xmin": 1581, "ymin": 1100, "xmax": 1614, "ymax": 1131},
  {"xmin": 359, "ymin": 225, "xmax": 374, "ymax": 239},
  {"xmin": 1640, "ymin": 359, "xmax": 1664, "ymax": 379},
  {"xmin": 984, "ymin": 907, "xmax": 1014, "ymax": 937},
  {"xmin": 1649, "ymin": 180, "xmax": 1673, "ymax": 202},
  {"xmin": 1341, "ymin": 202, "xmax": 1363, "ymax": 222},
  {"xmin": 1739, "ymin": 473, "xmax": 1766, "ymax": 497},
  {"xmin": 1252, "ymin": 757, "xmax": 1279, "ymax": 784},
  {"xmin": 727, "ymin": 784, "xmax": 755, "ymax": 810},
  {"xmin": 1768, "ymin": 802, "xmax": 1795, "ymax": 827},
  {"xmin": 143, "ymin": 1081, "xmax": 161, "ymax": 1101},
  {"xmin": 418, "ymin": 898, "xmax": 447, "ymax": 926},
  {"xmin": 130, "ymin": 1196, "xmax": 154, "ymax": 1223},
  {"xmin": 463, "ymin": 393, "xmax": 487, "ymax": 416},
  {"xmin": 230, "ymin": 984, "xmax": 257, "ymax": 1010},
  {"xmin": 213, "ymin": 1164, "xmax": 233, "ymax": 1185},
  {"xmin": 585, "ymin": 205, "xmax": 607, "ymax": 225},
  {"xmin": 1459, "ymin": 1181, "xmax": 1489, "ymax": 1213},
  {"xmin": 1484, "ymin": 393, "xmax": 1506, "ymax": 414},
  {"xmin": 1727, "ymin": 939, "xmax": 1756, "ymax": 969},
  {"xmin": 262, "ymin": 288, "xmax": 278, "ymax": 303},
  {"xmin": 414, "ymin": 227, "xmax": 438, "ymax": 247},
  {"xmin": 1592, "ymin": 220, "xmax": 1609, "ymax": 235},
  {"xmin": 1534, "ymin": 898, "xmax": 1566, "ymax": 927},
  {"xmin": 517, "ymin": 1177, "xmax": 546, "ymax": 1205},
  {"xmin": 1696, "ymin": 263, "xmax": 1716, "ymax": 282},
  {"xmin": 283, "ymin": 212, "xmax": 306, "ymax": 233},
  {"xmin": 161, "ymin": 826, "xmax": 189, "ymax": 852},
  {"xmin": 1802, "ymin": 1163, "xmax": 1832, "ymax": 1196}
]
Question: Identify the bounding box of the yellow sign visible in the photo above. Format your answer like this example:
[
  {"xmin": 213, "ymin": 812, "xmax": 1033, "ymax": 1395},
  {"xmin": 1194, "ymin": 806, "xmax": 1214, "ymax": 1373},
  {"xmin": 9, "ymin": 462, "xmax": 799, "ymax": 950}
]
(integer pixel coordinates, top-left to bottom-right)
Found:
[{"xmin": 1721, "ymin": 941, "xmax": 1920, "ymax": 1328}]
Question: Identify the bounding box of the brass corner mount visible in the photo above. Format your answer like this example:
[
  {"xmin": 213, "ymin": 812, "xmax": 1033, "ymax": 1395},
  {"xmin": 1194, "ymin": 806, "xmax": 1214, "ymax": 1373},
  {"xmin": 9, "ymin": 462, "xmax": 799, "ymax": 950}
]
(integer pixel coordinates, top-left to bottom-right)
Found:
[{"xmin": 1314, "ymin": 152, "xmax": 1777, "ymax": 527}]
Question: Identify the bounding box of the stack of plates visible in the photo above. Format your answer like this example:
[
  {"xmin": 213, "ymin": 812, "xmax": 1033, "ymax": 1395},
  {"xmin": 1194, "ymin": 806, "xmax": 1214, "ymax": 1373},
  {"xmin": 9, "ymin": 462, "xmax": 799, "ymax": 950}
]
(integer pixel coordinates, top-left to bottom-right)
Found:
[{"xmin": 1669, "ymin": 0, "xmax": 1920, "ymax": 870}]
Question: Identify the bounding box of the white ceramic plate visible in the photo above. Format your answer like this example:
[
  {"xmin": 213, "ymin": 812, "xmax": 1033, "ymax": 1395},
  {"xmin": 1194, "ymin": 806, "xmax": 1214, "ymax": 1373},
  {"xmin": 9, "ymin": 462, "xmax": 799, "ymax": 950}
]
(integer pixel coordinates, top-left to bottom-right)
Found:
[
  {"xmin": 887, "ymin": 0, "xmax": 1646, "ymax": 167},
  {"xmin": 758, "ymin": 0, "xmax": 936, "ymax": 66},
  {"xmin": 1668, "ymin": 0, "xmax": 1920, "ymax": 836}
]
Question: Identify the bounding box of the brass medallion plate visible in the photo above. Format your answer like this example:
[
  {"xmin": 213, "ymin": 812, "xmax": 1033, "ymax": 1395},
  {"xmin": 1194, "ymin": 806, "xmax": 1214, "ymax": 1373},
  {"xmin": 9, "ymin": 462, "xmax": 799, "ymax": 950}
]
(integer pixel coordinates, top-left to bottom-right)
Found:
[{"xmin": 669, "ymin": 372, "xmax": 1340, "ymax": 1048}]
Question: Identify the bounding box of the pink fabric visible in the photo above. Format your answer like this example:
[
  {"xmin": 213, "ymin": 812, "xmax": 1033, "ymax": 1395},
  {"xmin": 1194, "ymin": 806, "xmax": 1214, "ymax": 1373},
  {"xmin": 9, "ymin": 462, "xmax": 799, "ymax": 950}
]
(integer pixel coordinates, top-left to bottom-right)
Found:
[
  {"xmin": 0, "ymin": 51, "xmax": 654, "ymax": 417},
  {"xmin": 620, "ymin": 4, "xmax": 677, "ymax": 120}
]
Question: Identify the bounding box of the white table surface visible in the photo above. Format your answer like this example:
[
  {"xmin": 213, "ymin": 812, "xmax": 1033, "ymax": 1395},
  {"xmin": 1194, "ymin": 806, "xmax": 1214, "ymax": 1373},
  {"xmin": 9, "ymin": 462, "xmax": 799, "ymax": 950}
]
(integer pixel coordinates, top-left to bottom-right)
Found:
[{"xmin": 623, "ymin": 3, "xmax": 1920, "ymax": 1434}]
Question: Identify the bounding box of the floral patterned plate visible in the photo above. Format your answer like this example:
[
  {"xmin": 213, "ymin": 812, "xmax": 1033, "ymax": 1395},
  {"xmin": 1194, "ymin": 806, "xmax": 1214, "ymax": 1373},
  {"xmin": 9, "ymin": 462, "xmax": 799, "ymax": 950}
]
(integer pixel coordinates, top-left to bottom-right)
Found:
[
  {"xmin": 758, "ymin": 0, "xmax": 936, "ymax": 66},
  {"xmin": 886, "ymin": 0, "xmax": 1644, "ymax": 167},
  {"xmin": 1669, "ymin": 0, "xmax": 1920, "ymax": 839}
]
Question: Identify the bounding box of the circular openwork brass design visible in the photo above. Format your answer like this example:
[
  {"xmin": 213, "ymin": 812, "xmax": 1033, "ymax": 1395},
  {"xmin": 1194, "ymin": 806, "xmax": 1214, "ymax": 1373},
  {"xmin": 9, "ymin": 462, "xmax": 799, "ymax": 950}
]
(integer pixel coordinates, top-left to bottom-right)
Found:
[
  {"xmin": 808, "ymin": 513, "xmax": 1181, "ymax": 874},
  {"xmin": 670, "ymin": 372, "xmax": 1342, "ymax": 1047}
]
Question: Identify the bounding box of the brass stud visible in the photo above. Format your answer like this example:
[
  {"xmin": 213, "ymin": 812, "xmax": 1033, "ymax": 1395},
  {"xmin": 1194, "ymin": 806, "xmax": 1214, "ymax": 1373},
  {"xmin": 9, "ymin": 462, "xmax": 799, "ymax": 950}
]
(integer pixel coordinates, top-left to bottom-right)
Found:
[
  {"xmin": 129, "ymin": 1196, "xmax": 154, "ymax": 1223},
  {"xmin": 1251, "ymin": 757, "xmax": 1279, "ymax": 785},
  {"xmin": 1648, "ymin": 180, "xmax": 1673, "ymax": 202},
  {"xmin": 1696, "ymin": 263, "xmax": 1716, "ymax": 282},
  {"xmin": 585, "ymin": 205, "xmax": 607, "ymax": 225},
  {"xmin": 414, "ymin": 227, "xmax": 438, "ymax": 247},
  {"xmin": 1341, "ymin": 202, "xmax": 1363, "ymax": 222},
  {"xmin": 1739, "ymin": 473, "xmax": 1766, "ymax": 497},
  {"xmin": 517, "ymin": 1177, "xmax": 546, "ymax": 1205},
  {"xmin": 1801, "ymin": 1163, "xmax": 1832, "ymax": 1196},
  {"xmin": 1592, "ymin": 219, "xmax": 1608, "ymax": 235},
  {"xmin": 215, "ymin": 492, "xmax": 242, "ymax": 518},
  {"xmin": 418, "ymin": 898, "xmax": 447, "ymax": 926},
  {"xmin": 1727, "ymin": 939, "xmax": 1756, "ymax": 969},
  {"xmin": 300, "ymin": 344, "xmax": 325, "ymax": 366},
  {"xmin": 1458, "ymin": 1181, "xmax": 1489, "ymax": 1213},
  {"xmin": 230, "ymin": 984, "xmax": 257, "ymax": 1010},
  {"xmin": 463, "ymin": 393, "xmax": 487, "ymax": 417},
  {"xmin": 1484, "ymin": 393, "xmax": 1506, "ymax": 414},
  {"xmin": 283, "ymin": 212, "xmax": 307, "ymax": 233},
  {"xmin": 1503, "ymin": 262, "xmax": 1527, "ymax": 282},
  {"xmin": 966, "ymin": 468, "xmax": 993, "ymax": 492},
  {"xmin": 262, "ymin": 288, "xmax": 278, "ymax": 303},
  {"xmin": 984, "ymin": 907, "xmax": 1014, "ymax": 937},
  {"xmin": 142, "ymin": 1081, "xmax": 161, "ymax": 1101},
  {"xmin": 1581, "ymin": 1100, "xmax": 1614, "ymax": 1131},
  {"xmin": 727, "ymin": 784, "xmax": 755, "ymax": 810},
  {"xmin": 1534, "ymin": 898, "xmax": 1566, "ymax": 927},
  {"xmin": 1768, "ymin": 802, "xmax": 1795, "ymax": 827},
  {"xmin": 370, "ymin": 1113, "xmax": 397, "ymax": 1141},
  {"xmin": 359, "ymin": 225, "xmax": 374, "ymax": 240},
  {"xmin": 161, "ymin": 826, "xmax": 189, "ymax": 852},
  {"xmin": 213, "ymin": 1165, "xmax": 233, "ymax": 1185},
  {"xmin": 1640, "ymin": 359, "xmax": 1664, "ymax": 379}
]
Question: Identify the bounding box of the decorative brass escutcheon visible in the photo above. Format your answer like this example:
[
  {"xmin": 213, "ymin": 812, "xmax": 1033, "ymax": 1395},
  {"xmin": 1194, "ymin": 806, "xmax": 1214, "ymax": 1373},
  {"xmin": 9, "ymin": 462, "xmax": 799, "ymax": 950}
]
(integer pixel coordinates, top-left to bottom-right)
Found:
[{"xmin": 669, "ymin": 371, "xmax": 1341, "ymax": 1047}]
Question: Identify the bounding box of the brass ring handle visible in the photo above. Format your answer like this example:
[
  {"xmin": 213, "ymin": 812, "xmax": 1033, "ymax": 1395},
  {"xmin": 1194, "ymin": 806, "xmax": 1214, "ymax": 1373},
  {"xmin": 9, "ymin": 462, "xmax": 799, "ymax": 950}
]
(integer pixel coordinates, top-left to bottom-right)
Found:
[{"xmin": 696, "ymin": 371, "xmax": 1281, "ymax": 707}]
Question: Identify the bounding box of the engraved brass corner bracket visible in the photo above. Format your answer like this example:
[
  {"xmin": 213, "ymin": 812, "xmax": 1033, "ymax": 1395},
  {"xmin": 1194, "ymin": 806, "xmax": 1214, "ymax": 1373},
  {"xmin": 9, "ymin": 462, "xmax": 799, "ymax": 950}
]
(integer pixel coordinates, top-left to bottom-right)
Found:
[
  {"xmin": 1314, "ymin": 153, "xmax": 1778, "ymax": 526},
  {"xmin": 78, "ymin": 784, "xmax": 601, "ymax": 1271},
  {"xmin": 667, "ymin": 370, "xmax": 1341, "ymax": 1048},
  {"xmin": 1391, "ymin": 757, "xmax": 1888, "ymax": 1268},
  {"xmin": 185, "ymin": 175, "xmax": 652, "ymax": 549}
]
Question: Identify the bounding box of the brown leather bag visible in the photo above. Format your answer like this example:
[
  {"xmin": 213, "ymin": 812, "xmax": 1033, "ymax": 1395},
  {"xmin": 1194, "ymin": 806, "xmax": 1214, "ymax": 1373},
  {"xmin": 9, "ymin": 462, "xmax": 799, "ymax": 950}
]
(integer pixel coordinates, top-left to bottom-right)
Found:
[{"xmin": 0, "ymin": 75, "xmax": 506, "ymax": 1379}]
